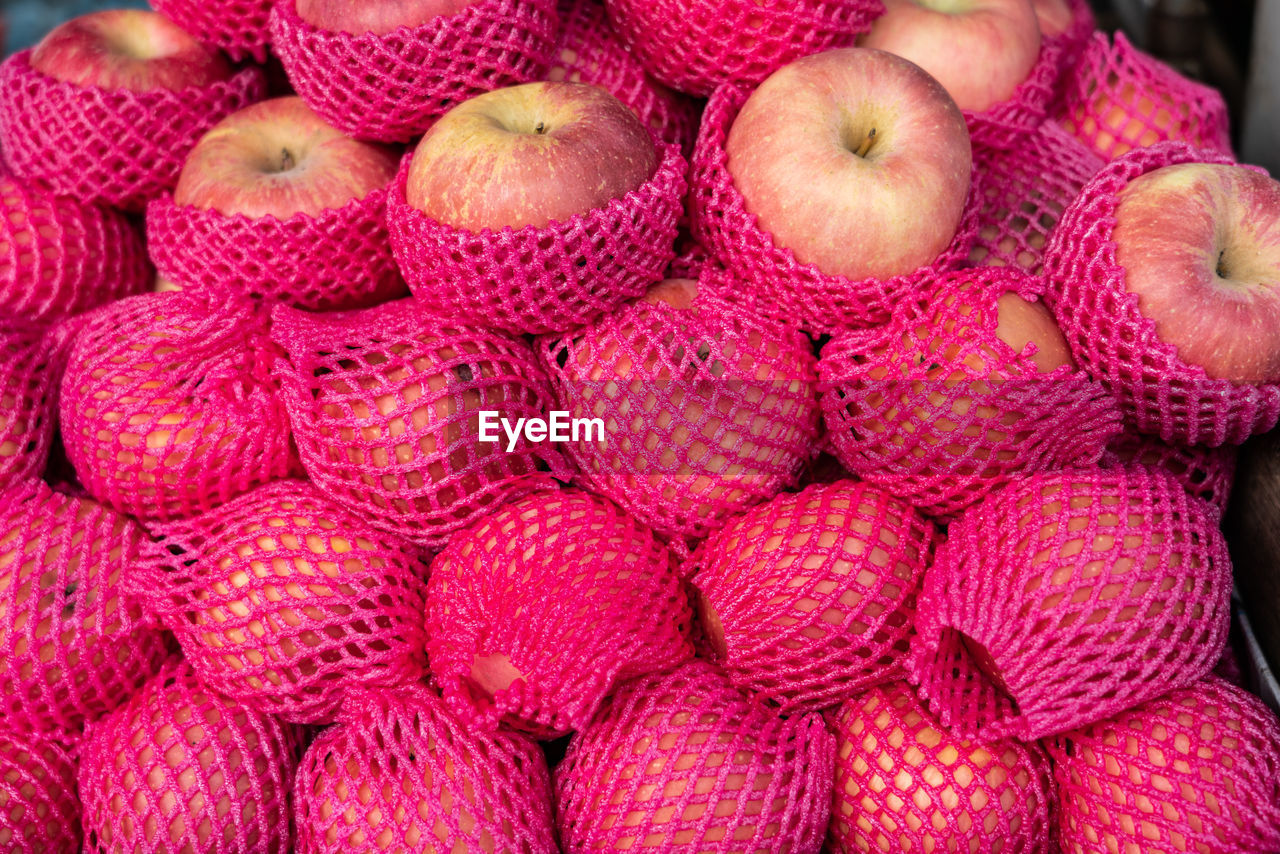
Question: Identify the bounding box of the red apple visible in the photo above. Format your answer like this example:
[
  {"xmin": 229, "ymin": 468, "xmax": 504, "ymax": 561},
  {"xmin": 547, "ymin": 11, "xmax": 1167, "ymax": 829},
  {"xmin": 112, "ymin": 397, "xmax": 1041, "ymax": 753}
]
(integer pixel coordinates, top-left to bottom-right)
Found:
[
  {"xmin": 859, "ymin": 0, "xmax": 1042, "ymax": 113},
  {"xmin": 1032, "ymin": 0, "xmax": 1074, "ymax": 36},
  {"xmin": 295, "ymin": 0, "xmax": 480, "ymax": 35},
  {"xmin": 406, "ymin": 82, "xmax": 658, "ymax": 231},
  {"xmin": 994, "ymin": 290, "xmax": 1075, "ymax": 373},
  {"xmin": 1112, "ymin": 162, "xmax": 1280, "ymax": 383},
  {"xmin": 30, "ymin": 9, "xmax": 231, "ymax": 93},
  {"xmin": 173, "ymin": 96, "xmax": 399, "ymax": 220},
  {"xmin": 725, "ymin": 47, "xmax": 971, "ymax": 282}
]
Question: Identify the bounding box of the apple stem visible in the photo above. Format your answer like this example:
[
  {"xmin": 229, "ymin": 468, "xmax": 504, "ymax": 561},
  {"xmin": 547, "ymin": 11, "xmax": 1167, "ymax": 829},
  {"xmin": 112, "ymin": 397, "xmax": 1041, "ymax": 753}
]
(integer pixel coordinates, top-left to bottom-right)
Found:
[
  {"xmin": 535, "ymin": 122, "xmax": 547, "ymax": 135},
  {"xmin": 1217, "ymin": 250, "xmax": 1229, "ymax": 279},
  {"xmin": 854, "ymin": 128, "xmax": 877, "ymax": 159},
  {"xmin": 280, "ymin": 148, "xmax": 296, "ymax": 172}
]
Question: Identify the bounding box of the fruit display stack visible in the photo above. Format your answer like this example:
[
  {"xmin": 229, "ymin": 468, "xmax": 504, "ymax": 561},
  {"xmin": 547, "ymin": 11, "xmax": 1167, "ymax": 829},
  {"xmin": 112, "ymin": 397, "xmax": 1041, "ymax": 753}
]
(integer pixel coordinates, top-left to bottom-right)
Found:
[{"xmin": 0, "ymin": 0, "xmax": 1278, "ymax": 852}]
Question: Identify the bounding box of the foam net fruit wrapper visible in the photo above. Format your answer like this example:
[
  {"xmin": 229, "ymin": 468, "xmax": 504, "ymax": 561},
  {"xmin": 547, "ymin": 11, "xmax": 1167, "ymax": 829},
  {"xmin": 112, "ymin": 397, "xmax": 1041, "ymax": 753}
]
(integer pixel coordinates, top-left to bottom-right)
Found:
[
  {"xmin": 602, "ymin": 0, "xmax": 882, "ymax": 98},
  {"xmin": 151, "ymin": 0, "xmax": 274, "ymax": 62},
  {"xmin": 270, "ymin": 298, "xmax": 570, "ymax": 550},
  {"xmin": 555, "ymin": 658, "xmax": 834, "ymax": 853},
  {"xmin": 0, "ymin": 322, "xmax": 59, "ymax": 495},
  {"xmin": 690, "ymin": 480, "xmax": 936, "ymax": 715},
  {"xmin": 829, "ymin": 680, "xmax": 1054, "ymax": 854},
  {"xmin": 388, "ymin": 141, "xmax": 686, "ymax": 335},
  {"xmin": 426, "ymin": 489, "xmax": 694, "ymax": 739},
  {"xmin": 0, "ymin": 727, "xmax": 81, "ymax": 853},
  {"xmin": 138, "ymin": 479, "xmax": 429, "ymax": 725},
  {"xmin": 908, "ymin": 466, "xmax": 1232, "ymax": 742},
  {"xmin": 79, "ymin": 661, "xmax": 302, "ymax": 854},
  {"xmin": 819, "ymin": 268, "xmax": 1122, "ymax": 518},
  {"xmin": 0, "ymin": 53, "xmax": 266, "ymax": 212},
  {"xmin": 294, "ymin": 683, "xmax": 557, "ymax": 854},
  {"xmin": 59, "ymin": 292, "xmax": 295, "ymax": 523},
  {"xmin": 1101, "ymin": 429, "xmax": 1238, "ymax": 518},
  {"xmin": 1049, "ymin": 676, "xmax": 1280, "ymax": 853},
  {"xmin": 690, "ymin": 79, "xmax": 982, "ymax": 334},
  {"xmin": 1043, "ymin": 142, "xmax": 1280, "ymax": 446}
]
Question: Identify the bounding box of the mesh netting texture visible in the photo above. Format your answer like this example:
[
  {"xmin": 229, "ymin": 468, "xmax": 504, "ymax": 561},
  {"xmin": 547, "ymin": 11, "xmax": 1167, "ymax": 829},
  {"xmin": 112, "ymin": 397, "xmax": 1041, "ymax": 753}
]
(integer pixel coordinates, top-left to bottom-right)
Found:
[
  {"xmin": 602, "ymin": 0, "xmax": 882, "ymax": 98},
  {"xmin": 819, "ymin": 268, "xmax": 1121, "ymax": 518},
  {"xmin": 425, "ymin": 488, "xmax": 693, "ymax": 739},
  {"xmin": 0, "ymin": 727, "xmax": 80, "ymax": 853},
  {"xmin": 538, "ymin": 272, "xmax": 821, "ymax": 544},
  {"xmin": 908, "ymin": 466, "xmax": 1231, "ymax": 743},
  {"xmin": 294, "ymin": 683, "xmax": 557, "ymax": 854},
  {"xmin": 1101, "ymin": 430, "xmax": 1238, "ymax": 519},
  {"xmin": 0, "ymin": 172, "xmax": 151, "ymax": 322},
  {"xmin": 138, "ymin": 479, "xmax": 428, "ymax": 725},
  {"xmin": 690, "ymin": 79, "xmax": 982, "ymax": 334},
  {"xmin": 0, "ymin": 53, "xmax": 266, "ymax": 212},
  {"xmin": 388, "ymin": 140, "xmax": 686, "ymax": 335},
  {"xmin": 1043, "ymin": 142, "xmax": 1280, "ymax": 446},
  {"xmin": 829, "ymin": 680, "xmax": 1054, "ymax": 854},
  {"xmin": 79, "ymin": 661, "xmax": 302, "ymax": 854},
  {"xmin": 555, "ymin": 659, "xmax": 834, "ymax": 853},
  {"xmin": 0, "ymin": 322, "xmax": 58, "ymax": 495},
  {"xmin": 151, "ymin": 0, "xmax": 274, "ymax": 62},
  {"xmin": 59, "ymin": 292, "xmax": 295, "ymax": 523},
  {"xmin": 689, "ymin": 479, "xmax": 935, "ymax": 715},
  {"xmin": 1055, "ymin": 30, "xmax": 1232, "ymax": 161},
  {"xmin": 1049, "ymin": 676, "xmax": 1280, "ymax": 853},
  {"xmin": 270, "ymin": 298, "xmax": 570, "ymax": 550},
  {"xmin": 271, "ymin": 0, "xmax": 559, "ymax": 143}
]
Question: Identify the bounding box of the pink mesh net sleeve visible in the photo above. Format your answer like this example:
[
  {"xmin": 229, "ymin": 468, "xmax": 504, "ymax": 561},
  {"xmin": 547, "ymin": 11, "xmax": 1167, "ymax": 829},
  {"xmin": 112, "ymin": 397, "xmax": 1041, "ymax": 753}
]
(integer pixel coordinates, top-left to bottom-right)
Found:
[
  {"xmin": 1043, "ymin": 142, "xmax": 1280, "ymax": 446},
  {"xmin": 388, "ymin": 141, "xmax": 686, "ymax": 335},
  {"xmin": 0, "ymin": 728, "xmax": 80, "ymax": 853},
  {"xmin": 602, "ymin": 0, "xmax": 882, "ymax": 97},
  {"xmin": 1048, "ymin": 677, "xmax": 1280, "ymax": 853},
  {"xmin": 690, "ymin": 479, "xmax": 936, "ymax": 715},
  {"xmin": 425, "ymin": 488, "xmax": 693, "ymax": 739},
  {"xmin": 829, "ymin": 680, "xmax": 1054, "ymax": 854},
  {"xmin": 151, "ymin": 0, "xmax": 275, "ymax": 63},
  {"xmin": 0, "ymin": 323, "xmax": 58, "ymax": 495},
  {"xmin": 59, "ymin": 292, "xmax": 295, "ymax": 523},
  {"xmin": 1101, "ymin": 430, "xmax": 1238, "ymax": 519},
  {"xmin": 269, "ymin": 298, "xmax": 570, "ymax": 550},
  {"xmin": 294, "ymin": 683, "xmax": 557, "ymax": 853},
  {"xmin": 537, "ymin": 270, "xmax": 821, "ymax": 545},
  {"xmin": 555, "ymin": 659, "xmax": 834, "ymax": 853},
  {"xmin": 819, "ymin": 268, "xmax": 1121, "ymax": 518},
  {"xmin": 79, "ymin": 661, "xmax": 303, "ymax": 854},
  {"xmin": 690, "ymin": 79, "xmax": 982, "ymax": 333},
  {"xmin": 908, "ymin": 466, "xmax": 1232, "ymax": 743},
  {"xmin": 271, "ymin": 0, "xmax": 559, "ymax": 143},
  {"xmin": 0, "ymin": 54, "xmax": 266, "ymax": 212}
]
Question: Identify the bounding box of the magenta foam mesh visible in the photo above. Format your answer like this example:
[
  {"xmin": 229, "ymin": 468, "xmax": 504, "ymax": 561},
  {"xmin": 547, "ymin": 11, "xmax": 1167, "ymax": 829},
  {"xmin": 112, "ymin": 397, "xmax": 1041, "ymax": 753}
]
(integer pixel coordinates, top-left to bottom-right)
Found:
[
  {"xmin": 0, "ymin": 727, "xmax": 80, "ymax": 853},
  {"xmin": 1043, "ymin": 142, "xmax": 1280, "ymax": 446},
  {"xmin": 963, "ymin": 26, "xmax": 1073, "ymax": 154},
  {"xmin": 58, "ymin": 292, "xmax": 295, "ymax": 523},
  {"xmin": 819, "ymin": 268, "xmax": 1122, "ymax": 518},
  {"xmin": 151, "ymin": 0, "xmax": 275, "ymax": 62},
  {"xmin": 689, "ymin": 79, "xmax": 983, "ymax": 334},
  {"xmin": 1048, "ymin": 677, "xmax": 1280, "ymax": 853},
  {"xmin": 829, "ymin": 680, "xmax": 1054, "ymax": 854},
  {"xmin": 271, "ymin": 0, "xmax": 558, "ymax": 144},
  {"xmin": 78, "ymin": 661, "xmax": 303, "ymax": 854},
  {"xmin": 146, "ymin": 184, "xmax": 403, "ymax": 312},
  {"xmin": 1101, "ymin": 430, "xmax": 1238, "ymax": 518},
  {"xmin": 967, "ymin": 120, "xmax": 1105, "ymax": 274},
  {"xmin": 137, "ymin": 479, "xmax": 429, "ymax": 726},
  {"xmin": 1055, "ymin": 30, "xmax": 1232, "ymax": 162},
  {"xmin": 689, "ymin": 480, "xmax": 936, "ymax": 715},
  {"xmin": 269, "ymin": 298, "xmax": 570, "ymax": 551},
  {"xmin": 602, "ymin": 0, "xmax": 882, "ymax": 98},
  {"xmin": 0, "ymin": 53, "xmax": 266, "ymax": 212},
  {"xmin": 294, "ymin": 683, "xmax": 557, "ymax": 854},
  {"xmin": 907, "ymin": 466, "xmax": 1232, "ymax": 743},
  {"xmin": 554, "ymin": 659, "xmax": 834, "ymax": 853},
  {"xmin": 0, "ymin": 173, "xmax": 151, "ymax": 322},
  {"xmin": 387, "ymin": 140, "xmax": 686, "ymax": 335},
  {"xmin": 0, "ymin": 480, "xmax": 174, "ymax": 734},
  {"xmin": 425, "ymin": 489, "xmax": 694, "ymax": 739},
  {"xmin": 0, "ymin": 323, "xmax": 58, "ymax": 496}
]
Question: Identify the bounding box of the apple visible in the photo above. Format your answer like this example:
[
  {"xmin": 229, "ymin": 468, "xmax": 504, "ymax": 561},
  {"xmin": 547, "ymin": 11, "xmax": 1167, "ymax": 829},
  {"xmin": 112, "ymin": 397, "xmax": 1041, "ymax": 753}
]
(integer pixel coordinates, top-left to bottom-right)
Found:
[
  {"xmin": 725, "ymin": 47, "xmax": 971, "ymax": 282},
  {"xmin": 296, "ymin": 0, "xmax": 480, "ymax": 35},
  {"xmin": 1032, "ymin": 0, "xmax": 1074, "ymax": 36},
  {"xmin": 1064, "ymin": 82, "xmax": 1186, "ymax": 160},
  {"xmin": 29, "ymin": 9, "xmax": 231, "ymax": 93},
  {"xmin": 173, "ymin": 96, "xmax": 399, "ymax": 220},
  {"xmin": 406, "ymin": 82, "xmax": 658, "ymax": 231},
  {"xmin": 1111, "ymin": 162, "xmax": 1280, "ymax": 383}
]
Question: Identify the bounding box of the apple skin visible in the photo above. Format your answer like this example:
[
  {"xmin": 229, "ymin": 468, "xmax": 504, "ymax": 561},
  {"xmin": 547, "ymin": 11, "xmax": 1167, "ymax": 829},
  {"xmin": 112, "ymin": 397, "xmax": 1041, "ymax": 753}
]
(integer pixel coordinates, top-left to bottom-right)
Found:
[
  {"xmin": 173, "ymin": 96, "xmax": 399, "ymax": 220},
  {"xmin": 725, "ymin": 47, "xmax": 972, "ymax": 283},
  {"xmin": 295, "ymin": 0, "xmax": 480, "ymax": 35},
  {"xmin": 30, "ymin": 9, "xmax": 231, "ymax": 93},
  {"xmin": 995, "ymin": 290, "xmax": 1074, "ymax": 373},
  {"xmin": 859, "ymin": 0, "xmax": 1042, "ymax": 113},
  {"xmin": 1112, "ymin": 163, "xmax": 1280, "ymax": 384},
  {"xmin": 1032, "ymin": 0, "xmax": 1074, "ymax": 36},
  {"xmin": 406, "ymin": 82, "xmax": 658, "ymax": 232}
]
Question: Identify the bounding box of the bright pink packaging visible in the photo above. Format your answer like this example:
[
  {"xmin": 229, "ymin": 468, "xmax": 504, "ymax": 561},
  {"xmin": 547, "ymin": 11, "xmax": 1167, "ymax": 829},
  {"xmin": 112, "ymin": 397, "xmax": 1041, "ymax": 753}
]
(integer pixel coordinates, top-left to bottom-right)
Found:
[
  {"xmin": 0, "ymin": 728, "xmax": 80, "ymax": 853},
  {"xmin": 151, "ymin": 0, "xmax": 275, "ymax": 62},
  {"xmin": 1101, "ymin": 429, "xmax": 1238, "ymax": 518},
  {"xmin": 0, "ymin": 323, "xmax": 58, "ymax": 495}
]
